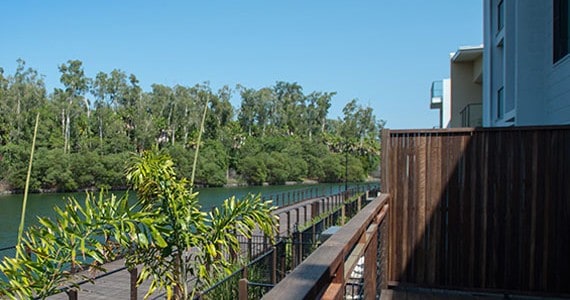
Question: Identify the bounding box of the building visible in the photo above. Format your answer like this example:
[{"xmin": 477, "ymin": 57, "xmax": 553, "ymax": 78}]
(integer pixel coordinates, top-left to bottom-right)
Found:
[
  {"xmin": 430, "ymin": 46, "xmax": 483, "ymax": 128},
  {"xmin": 450, "ymin": 46, "xmax": 483, "ymax": 127},
  {"xmin": 483, "ymin": 0, "xmax": 570, "ymax": 127},
  {"xmin": 430, "ymin": 79, "xmax": 451, "ymax": 128}
]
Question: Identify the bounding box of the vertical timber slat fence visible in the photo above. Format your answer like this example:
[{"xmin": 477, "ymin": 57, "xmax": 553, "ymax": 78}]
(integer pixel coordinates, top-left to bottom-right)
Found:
[{"xmin": 381, "ymin": 126, "xmax": 570, "ymax": 296}]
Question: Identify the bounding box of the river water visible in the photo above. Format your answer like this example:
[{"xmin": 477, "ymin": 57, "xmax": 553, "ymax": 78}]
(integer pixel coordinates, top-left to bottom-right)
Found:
[{"xmin": 0, "ymin": 182, "xmax": 377, "ymax": 249}]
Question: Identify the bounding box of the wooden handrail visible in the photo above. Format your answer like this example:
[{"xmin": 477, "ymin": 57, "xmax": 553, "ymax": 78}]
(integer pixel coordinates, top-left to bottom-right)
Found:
[{"xmin": 261, "ymin": 193, "xmax": 390, "ymax": 300}]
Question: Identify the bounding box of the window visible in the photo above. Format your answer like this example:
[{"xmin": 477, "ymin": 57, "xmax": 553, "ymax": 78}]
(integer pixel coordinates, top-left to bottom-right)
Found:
[
  {"xmin": 554, "ymin": 0, "xmax": 569, "ymax": 63},
  {"xmin": 497, "ymin": 0, "xmax": 505, "ymax": 31},
  {"xmin": 497, "ymin": 87, "xmax": 504, "ymax": 119}
]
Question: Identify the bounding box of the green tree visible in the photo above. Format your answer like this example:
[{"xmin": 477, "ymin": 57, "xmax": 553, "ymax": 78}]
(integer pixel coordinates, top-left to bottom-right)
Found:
[
  {"xmin": 239, "ymin": 155, "xmax": 268, "ymax": 185},
  {"xmin": 0, "ymin": 60, "xmax": 46, "ymax": 145},
  {"xmin": 195, "ymin": 139, "xmax": 228, "ymax": 187},
  {"xmin": 57, "ymin": 60, "xmax": 91, "ymax": 153},
  {"xmin": 321, "ymin": 154, "xmax": 343, "ymax": 183}
]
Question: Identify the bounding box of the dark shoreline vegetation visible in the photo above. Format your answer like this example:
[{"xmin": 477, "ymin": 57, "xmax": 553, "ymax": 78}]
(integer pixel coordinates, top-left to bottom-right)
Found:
[{"xmin": 0, "ymin": 59, "xmax": 384, "ymax": 193}]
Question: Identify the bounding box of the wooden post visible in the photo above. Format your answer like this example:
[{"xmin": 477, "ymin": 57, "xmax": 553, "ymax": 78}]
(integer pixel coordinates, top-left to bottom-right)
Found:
[
  {"xmin": 276, "ymin": 213, "xmax": 281, "ymax": 237},
  {"xmin": 67, "ymin": 289, "xmax": 78, "ymax": 300},
  {"xmin": 312, "ymin": 220, "xmax": 316, "ymax": 244},
  {"xmin": 341, "ymin": 203, "xmax": 346, "ymax": 225},
  {"xmin": 380, "ymin": 216, "xmax": 388, "ymax": 291},
  {"xmin": 248, "ymin": 237, "xmax": 253, "ymax": 260},
  {"xmin": 364, "ymin": 226, "xmax": 379, "ymax": 299},
  {"xmin": 311, "ymin": 202, "xmax": 318, "ymax": 219},
  {"xmin": 239, "ymin": 278, "xmax": 248, "ymax": 300},
  {"xmin": 130, "ymin": 267, "xmax": 138, "ymax": 300},
  {"xmin": 298, "ymin": 230, "xmax": 303, "ymax": 265},
  {"xmin": 272, "ymin": 246, "xmax": 277, "ymax": 284},
  {"xmin": 291, "ymin": 229, "xmax": 297, "ymax": 268},
  {"xmin": 287, "ymin": 211, "xmax": 291, "ymax": 236}
]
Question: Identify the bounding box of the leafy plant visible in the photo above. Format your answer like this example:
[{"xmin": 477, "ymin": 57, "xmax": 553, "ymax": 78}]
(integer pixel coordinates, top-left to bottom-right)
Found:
[
  {"xmin": 0, "ymin": 150, "xmax": 278, "ymax": 300},
  {"xmin": 125, "ymin": 148, "xmax": 277, "ymax": 299},
  {"xmin": 0, "ymin": 192, "xmax": 162, "ymax": 299}
]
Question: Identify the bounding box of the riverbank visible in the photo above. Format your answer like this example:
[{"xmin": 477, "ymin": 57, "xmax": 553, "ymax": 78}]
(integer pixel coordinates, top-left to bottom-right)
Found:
[
  {"xmin": 0, "ymin": 182, "xmax": 379, "ymax": 249},
  {"xmin": 0, "ymin": 177, "xmax": 378, "ymax": 196}
]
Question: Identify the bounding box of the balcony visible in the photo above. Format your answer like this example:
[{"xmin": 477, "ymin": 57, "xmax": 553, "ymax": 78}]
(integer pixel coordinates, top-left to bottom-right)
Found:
[
  {"xmin": 459, "ymin": 103, "xmax": 482, "ymax": 127},
  {"xmin": 430, "ymin": 80, "xmax": 443, "ymax": 109}
]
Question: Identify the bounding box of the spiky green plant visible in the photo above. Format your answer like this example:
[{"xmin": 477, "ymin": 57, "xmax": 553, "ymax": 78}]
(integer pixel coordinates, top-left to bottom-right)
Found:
[{"xmin": 125, "ymin": 148, "xmax": 277, "ymax": 299}]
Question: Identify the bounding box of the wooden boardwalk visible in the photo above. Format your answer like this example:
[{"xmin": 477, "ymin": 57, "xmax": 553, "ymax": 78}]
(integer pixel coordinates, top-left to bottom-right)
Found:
[
  {"xmin": 45, "ymin": 191, "xmax": 352, "ymax": 299},
  {"xmin": 46, "ymin": 259, "xmax": 162, "ymax": 300}
]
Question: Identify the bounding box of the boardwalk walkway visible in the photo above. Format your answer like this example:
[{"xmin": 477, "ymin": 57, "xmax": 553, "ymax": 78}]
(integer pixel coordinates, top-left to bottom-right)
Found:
[
  {"xmin": 46, "ymin": 259, "xmax": 161, "ymax": 300},
  {"xmin": 43, "ymin": 186, "xmax": 376, "ymax": 299}
]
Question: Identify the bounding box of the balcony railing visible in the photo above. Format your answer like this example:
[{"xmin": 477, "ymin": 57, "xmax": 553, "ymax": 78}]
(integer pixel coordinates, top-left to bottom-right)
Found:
[
  {"xmin": 459, "ymin": 102, "xmax": 482, "ymax": 127},
  {"xmin": 261, "ymin": 194, "xmax": 389, "ymax": 299},
  {"xmin": 430, "ymin": 81, "xmax": 443, "ymax": 109}
]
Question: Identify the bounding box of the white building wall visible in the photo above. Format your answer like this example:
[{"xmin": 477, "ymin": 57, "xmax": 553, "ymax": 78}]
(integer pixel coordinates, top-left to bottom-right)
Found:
[
  {"xmin": 450, "ymin": 58, "xmax": 482, "ymax": 128},
  {"xmin": 443, "ymin": 79, "xmax": 451, "ymax": 128},
  {"xmin": 483, "ymin": 0, "xmax": 570, "ymax": 126}
]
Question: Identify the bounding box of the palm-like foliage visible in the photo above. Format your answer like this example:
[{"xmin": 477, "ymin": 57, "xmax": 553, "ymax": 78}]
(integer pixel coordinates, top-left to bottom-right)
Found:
[
  {"xmin": 0, "ymin": 149, "xmax": 277, "ymax": 300},
  {"xmin": 125, "ymin": 148, "xmax": 278, "ymax": 299},
  {"xmin": 0, "ymin": 192, "xmax": 162, "ymax": 299}
]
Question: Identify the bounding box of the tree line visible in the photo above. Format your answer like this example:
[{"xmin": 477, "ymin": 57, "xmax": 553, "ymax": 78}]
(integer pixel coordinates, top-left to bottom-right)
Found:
[{"xmin": 0, "ymin": 59, "xmax": 384, "ymax": 192}]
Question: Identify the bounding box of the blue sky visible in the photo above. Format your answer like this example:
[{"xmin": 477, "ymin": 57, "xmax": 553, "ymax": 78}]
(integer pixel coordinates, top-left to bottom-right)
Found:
[{"xmin": 0, "ymin": 1, "xmax": 482, "ymax": 129}]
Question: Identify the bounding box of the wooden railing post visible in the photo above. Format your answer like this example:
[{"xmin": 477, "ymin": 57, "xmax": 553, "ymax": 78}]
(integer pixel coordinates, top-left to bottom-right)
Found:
[
  {"xmin": 248, "ymin": 237, "xmax": 253, "ymax": 260},
  {"xmin": 130, "ymin": 267, "xmax": 138, "ymax": 300},
  {"xmin": 291, "ymin": 228, "xmax": 298, "ymax": 268},
  {"xmin": 67, "ymin": 289, "xmax": 78, "ymax": 300},
  {"xmin": 286, "ymin": 211, "xmax": 291, "ymax": 236},
  {"xmin": 341, "ymin": 202, "xmax": 346, "ymax": 225},
  {"xmin": 272, "ymin": 246, "xmax": 277, "ymax": 284},
  {"xmin": 380, "ymin": 212, "xmax": 389, "ymax": 292},
  {"xmin": 311, "ymin": 201, "xmax": 318, "ymax": 219},
  {"xmin": 364, "ymin": 224, "xmax": 379, "ymax": 299},
  {"xmin": 298, "ymin": 230, "xmax": 303, "ymax": 265},
  {"xmin": 276, "ymin": 214, "xmax": 281, "ymax": 236},
  {"xmin": 239, "ymin": 278, "xmax": 248, "ymax": 300}
]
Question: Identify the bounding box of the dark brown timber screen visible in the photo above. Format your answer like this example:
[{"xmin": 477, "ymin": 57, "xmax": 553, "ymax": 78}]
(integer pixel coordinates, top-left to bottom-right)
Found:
[{"xmin": 381, "ymin": 126, "xmax": 570, "ymax": 296}]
